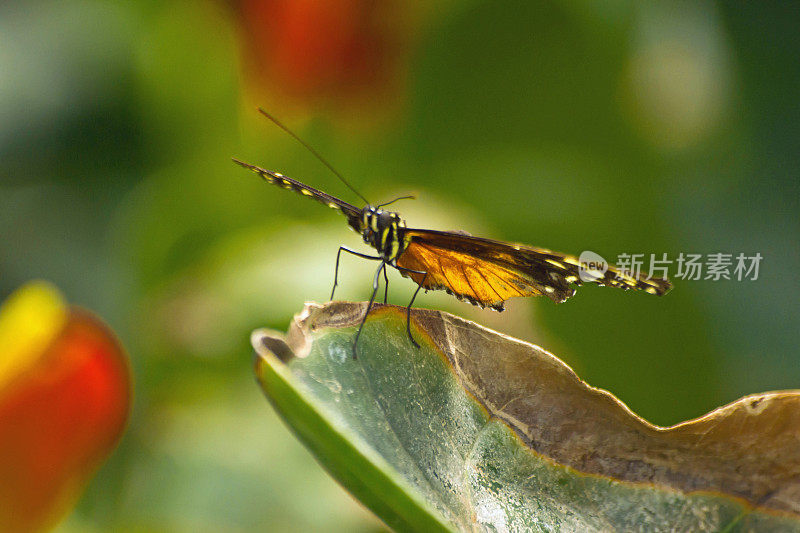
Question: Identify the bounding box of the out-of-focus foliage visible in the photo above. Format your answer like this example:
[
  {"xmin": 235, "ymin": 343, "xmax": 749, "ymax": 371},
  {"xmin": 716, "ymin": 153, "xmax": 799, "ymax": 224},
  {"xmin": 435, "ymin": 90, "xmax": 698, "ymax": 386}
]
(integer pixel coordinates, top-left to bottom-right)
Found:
[{"xmin": 0, "ymin": 0, "xmax": 797, "ymax": 530}]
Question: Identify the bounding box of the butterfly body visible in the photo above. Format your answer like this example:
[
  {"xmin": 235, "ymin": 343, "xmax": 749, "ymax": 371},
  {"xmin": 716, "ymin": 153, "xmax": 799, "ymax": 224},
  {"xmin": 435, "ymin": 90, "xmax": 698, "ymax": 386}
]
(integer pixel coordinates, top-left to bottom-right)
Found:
[
  {"xmin": 357, "ymin": 206, "xmax": 408, "ymax": 262},
  {"xmin": 236, "ymin": 110, "xmax": 671, "ymax": 357},
  {"xmin": 233, "ymin": 158, "xmax": 672, "ymax": 315}
]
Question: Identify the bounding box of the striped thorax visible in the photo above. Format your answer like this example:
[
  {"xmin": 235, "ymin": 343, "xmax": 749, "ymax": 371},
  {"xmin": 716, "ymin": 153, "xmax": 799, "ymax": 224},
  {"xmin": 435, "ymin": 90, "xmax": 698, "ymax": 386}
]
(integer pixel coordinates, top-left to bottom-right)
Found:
[{"xmin": 359, "ymin": 206, "xmax": 407, "ymax": 261}]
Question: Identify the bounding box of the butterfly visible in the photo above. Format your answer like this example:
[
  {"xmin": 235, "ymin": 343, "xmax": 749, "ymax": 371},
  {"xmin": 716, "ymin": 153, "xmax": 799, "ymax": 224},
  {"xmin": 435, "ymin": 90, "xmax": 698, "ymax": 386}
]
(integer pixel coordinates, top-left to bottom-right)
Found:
[{"xmin": 236, "ymin": 110, "xmax": 672, "ymax": 357}]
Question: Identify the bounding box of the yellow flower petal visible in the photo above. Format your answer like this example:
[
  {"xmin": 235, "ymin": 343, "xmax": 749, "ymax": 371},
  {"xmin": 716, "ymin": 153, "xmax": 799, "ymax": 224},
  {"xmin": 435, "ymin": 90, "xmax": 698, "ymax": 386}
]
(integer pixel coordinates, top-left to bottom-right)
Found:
[{"xmin": 0, "ymin": 281, "xmax": 68, "ymax": 392}]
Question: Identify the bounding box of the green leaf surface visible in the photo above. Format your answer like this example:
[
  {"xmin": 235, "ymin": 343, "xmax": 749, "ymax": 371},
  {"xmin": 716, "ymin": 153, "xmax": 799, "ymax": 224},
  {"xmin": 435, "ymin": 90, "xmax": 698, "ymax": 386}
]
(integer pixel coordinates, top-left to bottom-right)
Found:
[{"xmin": 252, "ymin": 302, "xmax": 800, "ymax": 532}]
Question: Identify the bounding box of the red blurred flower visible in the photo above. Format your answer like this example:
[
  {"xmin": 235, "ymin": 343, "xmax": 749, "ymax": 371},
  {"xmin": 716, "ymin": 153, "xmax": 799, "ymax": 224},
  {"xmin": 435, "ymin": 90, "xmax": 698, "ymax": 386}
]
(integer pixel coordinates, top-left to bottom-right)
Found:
[
  {"xmin": 237, "ymin": 0, "xmax": 412, "ymax": 106},
  {"xmin": 0, "ymin": 282, "xmax": 131, "ymax": 533}
]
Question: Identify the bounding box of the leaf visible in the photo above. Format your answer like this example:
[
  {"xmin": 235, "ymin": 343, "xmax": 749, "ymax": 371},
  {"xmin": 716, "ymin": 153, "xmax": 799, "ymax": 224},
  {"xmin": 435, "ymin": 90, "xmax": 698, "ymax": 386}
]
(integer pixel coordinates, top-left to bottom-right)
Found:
[{"xmin": 252, "ymin": 302, "xmax": 800, "ymax": 532}]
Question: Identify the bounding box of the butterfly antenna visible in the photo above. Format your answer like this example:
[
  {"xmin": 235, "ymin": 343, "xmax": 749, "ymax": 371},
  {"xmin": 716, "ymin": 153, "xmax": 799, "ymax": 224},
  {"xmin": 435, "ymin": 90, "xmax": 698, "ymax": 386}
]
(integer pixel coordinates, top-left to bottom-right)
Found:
[
  {"xmin": 257, "ymin": 108, "xmax": 370, "ymax": 205},
  {"xmin": 376, "ymin": 195, "xmax": 416, "ymax": 209}
]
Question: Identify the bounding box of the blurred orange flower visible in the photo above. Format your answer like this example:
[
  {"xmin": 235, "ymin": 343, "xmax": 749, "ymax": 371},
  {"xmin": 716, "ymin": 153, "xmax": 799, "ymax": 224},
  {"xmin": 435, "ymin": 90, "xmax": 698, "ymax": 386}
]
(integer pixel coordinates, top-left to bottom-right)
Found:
[
  {"xmin": 0, "ymin": 282, "xmax": 131, "ymax": 533},
  {"xmin": 237, "ymin": 0, "xmax": 413, "ymax": 108}
]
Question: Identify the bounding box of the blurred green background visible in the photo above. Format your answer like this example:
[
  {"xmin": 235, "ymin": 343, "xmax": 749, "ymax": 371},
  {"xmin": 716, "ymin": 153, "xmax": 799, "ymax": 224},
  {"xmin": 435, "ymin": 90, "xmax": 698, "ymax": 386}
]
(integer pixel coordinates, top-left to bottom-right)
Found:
[{"xmin": 1, "ymin": 0, "xmax": 798, "ymax": 530}]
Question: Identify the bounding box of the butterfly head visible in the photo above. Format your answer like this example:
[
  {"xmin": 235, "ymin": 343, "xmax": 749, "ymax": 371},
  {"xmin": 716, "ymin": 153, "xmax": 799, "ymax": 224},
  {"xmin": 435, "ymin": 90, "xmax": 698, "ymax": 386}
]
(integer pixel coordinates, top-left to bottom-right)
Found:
[{"xmin": 359, "ymin": 206, "xmax": 407, "ymax": 260}]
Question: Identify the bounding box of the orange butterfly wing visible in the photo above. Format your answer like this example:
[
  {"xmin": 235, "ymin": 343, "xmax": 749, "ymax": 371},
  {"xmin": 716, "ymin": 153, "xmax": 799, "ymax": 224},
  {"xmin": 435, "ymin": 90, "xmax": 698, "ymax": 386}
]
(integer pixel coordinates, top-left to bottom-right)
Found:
[
  {"xmin": 395, "ymin": 240, "xmax": 549, "ymax": 310},
  {"xmin": 396, "ymin": 229, "xmax": 671, "ymax": 310}
]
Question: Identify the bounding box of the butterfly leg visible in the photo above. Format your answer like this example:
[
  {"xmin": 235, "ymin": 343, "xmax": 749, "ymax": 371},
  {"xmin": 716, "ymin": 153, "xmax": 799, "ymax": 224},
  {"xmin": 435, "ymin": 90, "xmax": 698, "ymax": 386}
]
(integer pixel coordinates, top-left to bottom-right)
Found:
[
  {"xmin": 403, "ymin": 273, "xmax": 428, "ymax": 349},
  {"xmin": 382, "ymin": 264, "xmax": 389, "ymax": 304},
  {"xmin": 391, "ymin": 264, "xmax": 428, "ymax": 349},
  {"xmin": 352, "ymin": 260, "xmax": 386, "ymax": 359},
  {"xmin": 331, "ymin": 246, "xmax": 383, "ymax": 301}
]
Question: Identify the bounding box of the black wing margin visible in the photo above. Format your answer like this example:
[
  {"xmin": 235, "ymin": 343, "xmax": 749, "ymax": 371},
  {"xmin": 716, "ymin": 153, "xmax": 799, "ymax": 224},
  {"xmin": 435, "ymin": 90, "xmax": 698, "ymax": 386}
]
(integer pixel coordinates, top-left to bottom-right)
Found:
[{"xmin": 233, "ymin": 159, "xmax": 362, "ymax": 228}]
